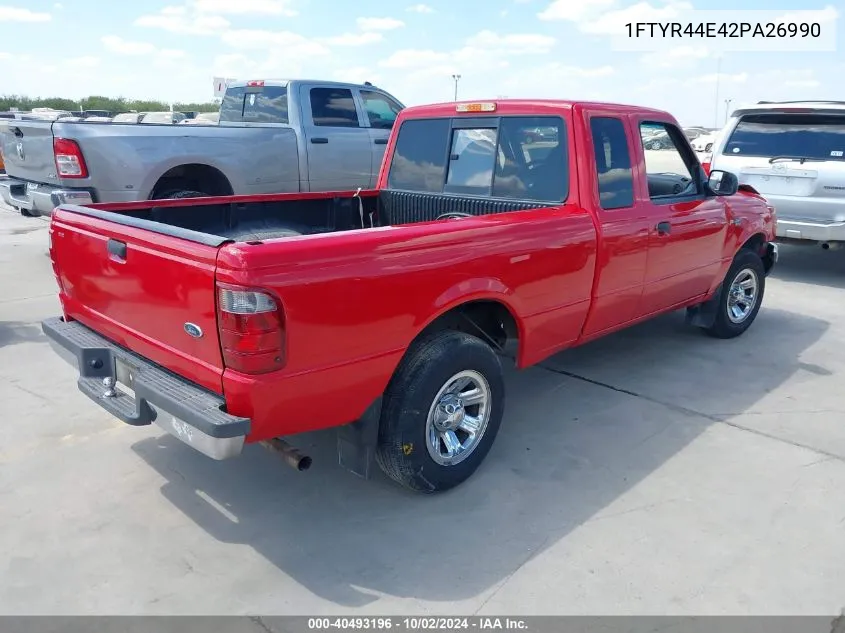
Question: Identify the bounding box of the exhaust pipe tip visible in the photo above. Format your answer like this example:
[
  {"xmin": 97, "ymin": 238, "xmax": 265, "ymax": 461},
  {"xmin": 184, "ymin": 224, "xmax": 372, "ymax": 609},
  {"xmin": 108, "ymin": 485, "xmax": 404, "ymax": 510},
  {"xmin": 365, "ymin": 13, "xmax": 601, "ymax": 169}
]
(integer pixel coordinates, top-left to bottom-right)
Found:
[{"xmin": 262, "ymin": 438, "xmax": 312, "ymax": 472}]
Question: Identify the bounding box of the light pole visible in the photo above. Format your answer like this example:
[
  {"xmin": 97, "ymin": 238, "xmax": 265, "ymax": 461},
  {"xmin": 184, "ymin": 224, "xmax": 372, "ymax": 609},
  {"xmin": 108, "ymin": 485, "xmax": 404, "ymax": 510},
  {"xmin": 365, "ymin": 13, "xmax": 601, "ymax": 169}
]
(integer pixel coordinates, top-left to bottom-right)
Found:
[
  {"xmin": 452, "ymin": 74, "xmax": 461, "ymax": 102},
  {"xmin": 724, "ymin": 98, "xmax": 733, "ymax": 124}
]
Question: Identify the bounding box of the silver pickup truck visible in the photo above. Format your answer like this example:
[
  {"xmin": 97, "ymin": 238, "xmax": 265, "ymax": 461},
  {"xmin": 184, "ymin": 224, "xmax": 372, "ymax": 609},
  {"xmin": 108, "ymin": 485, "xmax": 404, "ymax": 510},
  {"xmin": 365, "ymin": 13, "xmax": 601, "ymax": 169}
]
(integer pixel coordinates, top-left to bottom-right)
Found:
[{"xmin": 0, "ymin": 79, "xmax": 404, "ymax": 216}]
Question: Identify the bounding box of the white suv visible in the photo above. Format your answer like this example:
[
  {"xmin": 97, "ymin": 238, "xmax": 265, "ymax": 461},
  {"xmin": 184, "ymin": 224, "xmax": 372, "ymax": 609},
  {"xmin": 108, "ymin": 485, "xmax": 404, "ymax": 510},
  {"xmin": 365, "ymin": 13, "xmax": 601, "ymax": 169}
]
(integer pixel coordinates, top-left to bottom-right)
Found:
[{"xmin": 710, "ymin": 101, "xmax": 845, "ymax": 248}]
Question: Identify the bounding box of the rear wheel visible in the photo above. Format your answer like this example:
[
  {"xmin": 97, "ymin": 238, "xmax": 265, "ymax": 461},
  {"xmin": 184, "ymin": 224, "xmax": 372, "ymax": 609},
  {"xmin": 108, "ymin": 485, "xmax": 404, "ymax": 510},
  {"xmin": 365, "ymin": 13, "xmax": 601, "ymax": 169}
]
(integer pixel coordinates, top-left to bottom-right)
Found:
[
  {"xmin": 19, "ymin": 207, "xmax": 38, "ymax": 217},
  {"xmin": 703, "ymin": 249, "xmax": 765, "ymax": 339},
  {"xmin": 375, "ymin": 330, "xmax": 505, "ymax": 493}
]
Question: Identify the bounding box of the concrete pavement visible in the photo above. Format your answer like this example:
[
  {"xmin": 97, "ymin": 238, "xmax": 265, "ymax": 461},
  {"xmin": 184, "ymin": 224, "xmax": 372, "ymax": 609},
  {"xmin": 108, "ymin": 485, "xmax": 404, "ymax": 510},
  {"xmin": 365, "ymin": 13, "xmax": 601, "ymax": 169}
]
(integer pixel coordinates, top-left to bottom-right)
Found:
[{"xmin": 1, "ymin": 201, "xmax": 845, "ymax": 615}]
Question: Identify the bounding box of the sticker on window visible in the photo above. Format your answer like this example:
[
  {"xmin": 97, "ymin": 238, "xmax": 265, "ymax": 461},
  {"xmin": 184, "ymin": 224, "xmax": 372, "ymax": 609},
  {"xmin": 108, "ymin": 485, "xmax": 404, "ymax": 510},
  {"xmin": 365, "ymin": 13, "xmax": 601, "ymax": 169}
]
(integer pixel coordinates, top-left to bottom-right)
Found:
[
  {"xmin": 733, "ymin": 147, "xmax": 741, "ymax": 153},
  {"xmin": 832, "ymin": 150, "xmax": 844, "ymax": 157}
]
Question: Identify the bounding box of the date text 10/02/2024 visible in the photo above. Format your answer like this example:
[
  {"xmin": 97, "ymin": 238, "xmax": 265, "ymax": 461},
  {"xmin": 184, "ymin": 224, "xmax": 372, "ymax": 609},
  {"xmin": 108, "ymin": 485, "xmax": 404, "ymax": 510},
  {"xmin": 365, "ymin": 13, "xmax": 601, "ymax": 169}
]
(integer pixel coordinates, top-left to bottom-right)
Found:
[
  {"xmin": 625, "ymin": 21, "xmax": 822, "ymax": 38},
  {"xmin": 307, "ymin": 618, "xmax": 529, "ymax": 630}
]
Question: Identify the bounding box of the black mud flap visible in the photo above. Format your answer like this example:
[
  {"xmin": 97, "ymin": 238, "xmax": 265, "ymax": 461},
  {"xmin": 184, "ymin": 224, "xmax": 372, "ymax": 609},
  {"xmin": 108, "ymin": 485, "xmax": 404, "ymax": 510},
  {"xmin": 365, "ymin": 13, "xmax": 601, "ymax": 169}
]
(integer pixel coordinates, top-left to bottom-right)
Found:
[
  {"xmin": 685, "ymin": 283, "xmax": 722, "ymax": 329},
  {"xmin": 336, "ymin": 397, "xmax": 382, "ymax": 479}
]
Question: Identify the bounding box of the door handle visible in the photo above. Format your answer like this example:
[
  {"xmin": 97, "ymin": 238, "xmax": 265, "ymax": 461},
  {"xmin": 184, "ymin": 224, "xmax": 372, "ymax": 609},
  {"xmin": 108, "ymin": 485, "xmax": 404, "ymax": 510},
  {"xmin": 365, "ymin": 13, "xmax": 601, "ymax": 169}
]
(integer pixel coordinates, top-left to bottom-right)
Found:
[
  {"xmin": 310, "ymin": 137, "xmax": 329, "ymax": 144},
  {"xmin": 374, "ymin": 138, "xmax": 388, "ymax": 145},
  {"xmin": 107, "ymin": 238, "xmax": 127, "ymax": 261},
  {"xmin": 656, "ymin": 221, "xmax": 671, "ymax": 236}
]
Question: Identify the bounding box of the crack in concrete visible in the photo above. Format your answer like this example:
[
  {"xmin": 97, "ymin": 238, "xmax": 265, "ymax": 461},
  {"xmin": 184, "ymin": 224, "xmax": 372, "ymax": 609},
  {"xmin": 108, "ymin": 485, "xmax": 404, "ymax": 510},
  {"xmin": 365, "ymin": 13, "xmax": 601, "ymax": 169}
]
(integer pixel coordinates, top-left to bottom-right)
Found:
[{"xmin": 536, "ymin": 363, "xmax": 845, "ymax": 466}]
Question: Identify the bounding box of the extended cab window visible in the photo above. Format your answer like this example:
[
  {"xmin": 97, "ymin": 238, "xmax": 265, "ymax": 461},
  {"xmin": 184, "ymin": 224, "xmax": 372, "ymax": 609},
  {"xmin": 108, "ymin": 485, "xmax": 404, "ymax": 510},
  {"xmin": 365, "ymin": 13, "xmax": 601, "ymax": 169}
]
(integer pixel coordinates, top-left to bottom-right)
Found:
[
  {"xmin": 310, "ymin": 88, "xmax": 359, "ymax": 127},
  {"xmin": 361, "ymin": 90, "xmax": 403, "ymax": 129},
  {"xmin": 589, "ymin": 117, "xmax": 634, "ymax": 209},
  {"xmin": 387, "ymin": 115, "xmax": 568, "ymax": 203},
  {"xmin": 639, "ymin": 122, "xmax": 698, "ymax": 200},
  {"xmin": 220, "ymin": 85, "xmax": 289, "ymax": 123},
  {"xmin": 387, "ymin": 118, "xmax": 451, "ymax": 192}
]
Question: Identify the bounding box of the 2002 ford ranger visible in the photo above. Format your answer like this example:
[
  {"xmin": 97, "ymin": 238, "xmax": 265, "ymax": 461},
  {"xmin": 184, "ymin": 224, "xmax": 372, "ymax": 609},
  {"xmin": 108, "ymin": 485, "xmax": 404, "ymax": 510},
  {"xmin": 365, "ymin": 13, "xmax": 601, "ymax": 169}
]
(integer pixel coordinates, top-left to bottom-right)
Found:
[{"xmin": 42, "ymin": 99, "xmax": 778, "ymax": 493}]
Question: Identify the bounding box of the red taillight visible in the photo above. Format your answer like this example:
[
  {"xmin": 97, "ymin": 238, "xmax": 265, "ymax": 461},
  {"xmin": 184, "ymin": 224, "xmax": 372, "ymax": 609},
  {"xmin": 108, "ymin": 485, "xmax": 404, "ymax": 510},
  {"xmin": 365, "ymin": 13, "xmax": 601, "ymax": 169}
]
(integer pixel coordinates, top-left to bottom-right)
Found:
[
  {"xmin": 53, "ymin": 137, "xmax": 88, "ymax": 179},
  {"xmin": 217, "ymin": 285, "xmax": 285, "ymax": 374},
  {"xmin": 702, "ymin": 161, "xmax": 711, "ymax": 176}
]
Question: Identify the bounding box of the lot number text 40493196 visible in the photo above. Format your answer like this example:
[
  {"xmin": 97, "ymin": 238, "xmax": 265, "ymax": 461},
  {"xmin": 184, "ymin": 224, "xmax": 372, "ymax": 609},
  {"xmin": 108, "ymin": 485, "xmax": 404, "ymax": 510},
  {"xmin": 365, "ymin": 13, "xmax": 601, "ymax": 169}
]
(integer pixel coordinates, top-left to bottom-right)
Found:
[{"xmin": 307, "ymin": 617, "xmax": 529, "ymax": 631}]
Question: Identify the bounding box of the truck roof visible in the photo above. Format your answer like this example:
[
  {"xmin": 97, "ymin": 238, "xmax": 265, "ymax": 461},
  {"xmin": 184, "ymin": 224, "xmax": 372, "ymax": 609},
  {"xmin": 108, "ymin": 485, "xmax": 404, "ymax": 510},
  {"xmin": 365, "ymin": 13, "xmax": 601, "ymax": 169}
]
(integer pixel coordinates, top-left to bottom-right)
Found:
[
  {"xmin": 225, "ymin": 78, "xmax": 382, "ymax": 91},
  {"xmin": 732, "ymin": 100, "xmax": 845, "ymax": 117},
  {"xmin": 400, "ymin": 99, "xmax": 676, "ymax": 120}
]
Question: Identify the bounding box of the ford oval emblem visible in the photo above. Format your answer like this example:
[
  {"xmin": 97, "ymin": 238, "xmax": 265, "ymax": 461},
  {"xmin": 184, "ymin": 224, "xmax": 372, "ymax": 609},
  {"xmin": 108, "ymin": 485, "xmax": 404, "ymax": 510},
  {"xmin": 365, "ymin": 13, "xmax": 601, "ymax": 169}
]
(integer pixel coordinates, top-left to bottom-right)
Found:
[{"xmin": 184, "ymin": 323, "xmax": 203, "ymax": 338}]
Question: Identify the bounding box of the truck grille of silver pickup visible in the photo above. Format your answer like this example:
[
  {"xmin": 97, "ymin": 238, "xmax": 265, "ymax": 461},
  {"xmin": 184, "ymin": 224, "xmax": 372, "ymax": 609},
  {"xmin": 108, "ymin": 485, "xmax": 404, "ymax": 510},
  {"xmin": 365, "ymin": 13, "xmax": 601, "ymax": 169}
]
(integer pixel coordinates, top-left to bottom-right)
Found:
[{"xmin": 380, "ymin": 190, "xmax": 549, "ymax": 225}]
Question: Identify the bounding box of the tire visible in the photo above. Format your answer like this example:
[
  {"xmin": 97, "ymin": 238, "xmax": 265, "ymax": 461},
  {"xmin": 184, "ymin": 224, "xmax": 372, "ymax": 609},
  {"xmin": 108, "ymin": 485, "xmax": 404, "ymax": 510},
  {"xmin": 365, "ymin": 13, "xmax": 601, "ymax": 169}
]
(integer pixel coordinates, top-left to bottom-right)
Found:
[
  {"xmin": 705, "ymin": 143, "xmax": 713, "ymax": 153},
  {"xmin": 375, "ymin": 330, "xmax": 506, "ymax": 493},
  {"xmin": 650, "ymin": 141, "xmax": 661, "ymax": 150},
  {"xmin": 19, "ymin": 207, "xmax": 38, "ymax": 217},
  {"xmin": 703, "ymin": 249, "xmax": 766, "ymax": 339}
]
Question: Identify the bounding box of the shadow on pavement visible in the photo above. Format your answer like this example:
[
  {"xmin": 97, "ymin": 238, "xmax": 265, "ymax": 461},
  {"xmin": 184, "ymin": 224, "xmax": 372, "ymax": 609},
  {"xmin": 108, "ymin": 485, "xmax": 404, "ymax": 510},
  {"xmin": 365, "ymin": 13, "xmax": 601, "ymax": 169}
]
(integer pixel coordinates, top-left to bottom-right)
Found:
[
  {"xmin": 0, "ymin": 320, "xmax": 45, "ymax": 348},
  {"xmin": 131, "ymin": 306, "xmax": 828, "ymax": 608},
  {"xmin": 770, "ymin": 243, "xmax": 845, "ymax": 290}
]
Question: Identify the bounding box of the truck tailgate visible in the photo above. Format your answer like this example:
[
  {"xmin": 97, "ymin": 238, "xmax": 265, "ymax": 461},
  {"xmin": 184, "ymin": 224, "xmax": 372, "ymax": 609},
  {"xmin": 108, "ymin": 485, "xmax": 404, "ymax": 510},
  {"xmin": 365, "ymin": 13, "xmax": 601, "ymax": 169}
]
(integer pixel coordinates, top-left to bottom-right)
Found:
[
  {"xmin": 0, "ymin": 120, "xmax": 57, "ymax": 183},
  {"xmin": 50, "ymin": 208, "xmax": 226, "ymax": 393}
]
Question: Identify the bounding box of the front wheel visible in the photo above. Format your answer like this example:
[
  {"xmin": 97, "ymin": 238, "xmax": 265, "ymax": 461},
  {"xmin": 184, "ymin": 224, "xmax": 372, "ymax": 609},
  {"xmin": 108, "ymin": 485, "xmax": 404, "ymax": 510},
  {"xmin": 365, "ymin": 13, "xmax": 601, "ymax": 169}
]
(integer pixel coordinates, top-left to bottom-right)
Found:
[
  {"xmin": 703, "ymin": 249, "xmax": 766, "ymax": 339},
  {"xmin": 375, "ymin": 330, "xmax": 505, "ymax": 493}
]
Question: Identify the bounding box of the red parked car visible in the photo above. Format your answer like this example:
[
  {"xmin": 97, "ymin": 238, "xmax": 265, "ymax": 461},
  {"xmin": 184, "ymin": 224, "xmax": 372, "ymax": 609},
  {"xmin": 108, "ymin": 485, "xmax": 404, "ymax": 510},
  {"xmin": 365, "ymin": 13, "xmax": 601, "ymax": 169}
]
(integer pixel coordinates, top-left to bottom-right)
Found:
[{"xmin": 42, "ymin": 99, "xmax": 777, "ymax": 493}]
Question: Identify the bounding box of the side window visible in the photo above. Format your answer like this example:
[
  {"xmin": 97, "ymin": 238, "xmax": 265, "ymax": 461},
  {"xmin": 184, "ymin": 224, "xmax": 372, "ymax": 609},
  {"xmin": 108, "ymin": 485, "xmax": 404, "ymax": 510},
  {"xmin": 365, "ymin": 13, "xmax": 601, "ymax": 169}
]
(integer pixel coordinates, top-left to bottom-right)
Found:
[
  {"xmin": 310, "ymin": 88, "xmax": 359, "ymax": 127},
  {"xmin": 640, "ymin": 121, "xmax": 698, "ymax": 199},
  {"xmin": 589, "ymin": 117, "xmax": 634, "ymax": 210},
  {"xmin": 493, "ymin": 116, "xmax": 568, "ymax": 202},
  {"xmin": 387, "ymin": 118, "xmax": 451, "ymax": 192},
  {"xmin": 360, "ymin": 90, "xmax": 403, "ymax": 129}
]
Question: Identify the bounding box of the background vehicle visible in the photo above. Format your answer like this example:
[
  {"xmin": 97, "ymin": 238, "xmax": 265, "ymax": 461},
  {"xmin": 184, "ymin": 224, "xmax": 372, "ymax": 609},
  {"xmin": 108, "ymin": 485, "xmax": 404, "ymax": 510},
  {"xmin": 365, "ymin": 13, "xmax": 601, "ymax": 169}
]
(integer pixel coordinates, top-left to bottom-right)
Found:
[
  {"xmin": 0, "ymin": 79, "xmax": 404, "ymax": 216},
  {"xmin": 710, "ymin": 100, "xmax": 845, "ymax": 249},
  {"xmin": 42, "ymin": 99, "xmax": 776, "ymax": 494},
  {"xmin": 180, "ymin": 112, "xmax": 220, "ymax": 125},
  {"xmin": 140, "ymin": 111, "xmax": 186, "ymax": 124},
  {"xmin": 692, "ymin": 133, "xmax": 716, "ymax": 153}
]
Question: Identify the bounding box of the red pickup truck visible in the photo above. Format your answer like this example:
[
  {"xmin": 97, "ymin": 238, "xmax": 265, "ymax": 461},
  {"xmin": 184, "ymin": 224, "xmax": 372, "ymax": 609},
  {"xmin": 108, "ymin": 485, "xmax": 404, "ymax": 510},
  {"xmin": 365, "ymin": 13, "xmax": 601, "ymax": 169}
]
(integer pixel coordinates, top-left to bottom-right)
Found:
[{"xmin": 43, "ymin": 99, "xmax": 777, "ymax": 493}]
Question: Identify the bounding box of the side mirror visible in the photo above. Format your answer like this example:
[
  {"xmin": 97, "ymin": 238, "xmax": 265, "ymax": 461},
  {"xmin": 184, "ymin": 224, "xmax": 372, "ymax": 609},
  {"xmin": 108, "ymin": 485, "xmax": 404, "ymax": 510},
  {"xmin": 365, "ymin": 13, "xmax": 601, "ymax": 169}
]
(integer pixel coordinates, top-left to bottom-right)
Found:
[{"xmin": 707, "ymin": 169, "xmax": 738, "ymax": 196}]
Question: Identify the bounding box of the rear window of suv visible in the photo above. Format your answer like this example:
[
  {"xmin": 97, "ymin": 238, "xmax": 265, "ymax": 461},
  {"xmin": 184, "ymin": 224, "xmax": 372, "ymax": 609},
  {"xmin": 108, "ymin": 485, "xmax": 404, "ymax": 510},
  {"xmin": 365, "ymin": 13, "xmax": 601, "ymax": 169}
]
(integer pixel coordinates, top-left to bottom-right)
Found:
[
  {"xmin": 220, "ymin": 84, "xmax": 289, "ymax": 124},
  {"xmin": 724, "ymin": 113, "xmax": 845, "ymax": 161},
  {"xmin": 387, "ymin": 115, "xmax": 568, "ymax": 203}
]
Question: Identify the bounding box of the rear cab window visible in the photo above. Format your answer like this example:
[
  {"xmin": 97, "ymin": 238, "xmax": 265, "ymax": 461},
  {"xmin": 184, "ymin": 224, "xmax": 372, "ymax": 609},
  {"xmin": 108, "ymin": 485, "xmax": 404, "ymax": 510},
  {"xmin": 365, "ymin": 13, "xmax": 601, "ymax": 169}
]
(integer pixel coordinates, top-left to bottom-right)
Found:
[
  {"xmin": 387, "ymin": 115, "xmax": 569, "ymax": 203},
  {"xmin": 724, "ymin": 113, "xmax": 845, "ymax": 161},
  {"xmin": 220, "ymin": 84, "xmax": 289, "ymax": 123}
]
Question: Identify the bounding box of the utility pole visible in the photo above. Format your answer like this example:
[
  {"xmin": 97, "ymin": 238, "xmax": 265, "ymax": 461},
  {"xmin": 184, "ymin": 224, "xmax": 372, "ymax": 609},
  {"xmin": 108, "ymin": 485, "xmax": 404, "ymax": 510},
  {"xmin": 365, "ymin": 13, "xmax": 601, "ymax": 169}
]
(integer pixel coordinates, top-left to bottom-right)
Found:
[
  {"xmin": 714, "ymin": 55, "xmax": 722, "ymax": 130},
  {"xmin": 452, "ymin": 74, "xmax": 461, "ymax": 102},
  {"xmin": 724, "ymin": 98, "xmax": 732, "ymax": 125}
]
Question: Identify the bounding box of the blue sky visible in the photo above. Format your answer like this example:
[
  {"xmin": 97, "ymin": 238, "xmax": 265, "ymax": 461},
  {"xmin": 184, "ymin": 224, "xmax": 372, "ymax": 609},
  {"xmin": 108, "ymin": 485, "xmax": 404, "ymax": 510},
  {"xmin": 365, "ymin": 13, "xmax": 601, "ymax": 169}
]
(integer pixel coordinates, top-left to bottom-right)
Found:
[{"xmin": 0, "ymin": 0, "xmax": 842, "ymax": 126}]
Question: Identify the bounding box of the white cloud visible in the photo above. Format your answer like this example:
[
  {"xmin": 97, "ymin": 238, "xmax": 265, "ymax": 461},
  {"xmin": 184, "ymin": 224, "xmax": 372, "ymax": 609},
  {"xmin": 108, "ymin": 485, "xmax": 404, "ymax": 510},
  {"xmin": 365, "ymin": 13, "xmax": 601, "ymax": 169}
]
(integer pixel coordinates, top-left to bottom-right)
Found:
[
  {"xmin": 64, "ymin": 56, "xmax": 101, "ymax": 69},
  {"xmin": 686, "ymin": 72, "xmax": 748, "ymax": 86},
  {"xmin": 640, "ymin": 45, "xmax": 709, "ymax": 68},
  {"xmin": 465, "ymin": 30, "xmax": 556, "ymax": 55},
  {"xmin": 406, "ymin": 3, "xmax": 434, "ymax": 13},
  {"xmin": 538, "ymin": 0, "xmax": 615, "ymax": 22},
  {"xmin": 220, "ymin": 29, "xmax": 330, "ymax": 58},
  {"xmin": 380, "ymin": 49, "xmax": 449, "ymax": 69},
  {"xmin": 191, "ymin": 0, "xmax": 297, "ymax": 15},
  {"xmin": 581, "ymin": 1, "xmax": 693, "ymax": 35},
  {"xmin": 357, "ymin": 17, "xmax": 404, "ymax": 31},
  {"xmin": 101, "ymin": 35, "xmax": 156, "ymax": 56},
  {"xmin": 135, "ymin": 9, "xmax": 230, "ymax": 35},
  {"xmin": 774, "ymin": 5, "xmax": 838, "ymax": 24},
  {"xmin": 0, "ymin": 6, "xmax": 51, "ymax": 22},
  {"xmin": 538, "ymin": 0, "xmax": 695, "ymax": 36},
  {"xmin": 321, "ymin": 32, "xmax": 383, "ymax": 46},
  {"xmin": 53, "ymin": 2, "xmax": 63, "ymax": 8}
]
